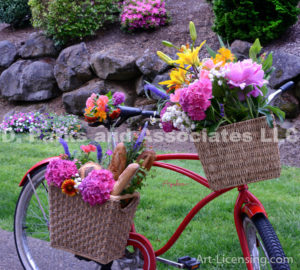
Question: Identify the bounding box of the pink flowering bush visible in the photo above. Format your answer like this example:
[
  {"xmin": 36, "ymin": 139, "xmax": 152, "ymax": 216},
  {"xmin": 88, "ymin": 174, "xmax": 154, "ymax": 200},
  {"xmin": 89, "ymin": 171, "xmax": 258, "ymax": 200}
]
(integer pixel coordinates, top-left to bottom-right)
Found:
[
  {"xmin": 79, "ymin": 169, "xmax": 115, "ymax": 206},
  {"xmin": 121, "ymin": 0, "xmax": 169, "ymax": 31},
  {"xmin": 179, "ymin": 78, "xmax": 213, "ymax": 121},
  {"xmin": 45, "ymin": 159, "xmax": 78, "ymax": 187}
]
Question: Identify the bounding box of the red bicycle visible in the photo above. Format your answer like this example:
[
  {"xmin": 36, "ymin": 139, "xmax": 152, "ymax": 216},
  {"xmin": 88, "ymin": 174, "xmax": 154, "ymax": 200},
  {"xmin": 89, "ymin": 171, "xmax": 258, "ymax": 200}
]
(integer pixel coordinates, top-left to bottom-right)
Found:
[{"xmin": 14, "ymin": 82, "xmax": 293, "ymax": 270}]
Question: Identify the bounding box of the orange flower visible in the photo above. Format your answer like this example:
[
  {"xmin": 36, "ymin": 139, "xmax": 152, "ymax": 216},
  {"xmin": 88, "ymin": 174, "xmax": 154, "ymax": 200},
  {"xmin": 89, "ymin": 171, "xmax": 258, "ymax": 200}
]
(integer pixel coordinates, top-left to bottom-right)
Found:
[
  {"xmin": 95, "ymin": 110, "xmax": 107, "ymax": 122},
  {"xmin": 80, "ymin": 144, "xmax": 97, "ymax": 153},
  {"xmin": 96, "ymin": 96, "xmax": 109, "ymax": 111},
  {"xmin": 61, "ymin": 179, "xmax": 77, "ymax": 196}
]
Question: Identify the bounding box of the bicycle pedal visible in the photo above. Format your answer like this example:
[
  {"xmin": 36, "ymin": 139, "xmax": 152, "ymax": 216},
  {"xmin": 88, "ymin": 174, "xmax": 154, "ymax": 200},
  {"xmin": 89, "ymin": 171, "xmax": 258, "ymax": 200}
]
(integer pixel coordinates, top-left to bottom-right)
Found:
[{"xmin": 178, "ymin": 256, "xmax": 201, "ymax": 269}]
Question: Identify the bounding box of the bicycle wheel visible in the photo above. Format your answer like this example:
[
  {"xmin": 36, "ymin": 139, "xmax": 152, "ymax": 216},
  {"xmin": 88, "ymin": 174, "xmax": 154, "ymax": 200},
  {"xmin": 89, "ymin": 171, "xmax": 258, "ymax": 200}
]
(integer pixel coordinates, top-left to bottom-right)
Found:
[
  {"xmin": 14, "ymin": 166, "xmax": 100, "ymax": 270},
  {"xmin": 243, "ymin": 214, "xmax": 290, "ymax": 270},
  {"xmin": 116, "ymin": 233, "xmax": 156, "ymax": 270}
]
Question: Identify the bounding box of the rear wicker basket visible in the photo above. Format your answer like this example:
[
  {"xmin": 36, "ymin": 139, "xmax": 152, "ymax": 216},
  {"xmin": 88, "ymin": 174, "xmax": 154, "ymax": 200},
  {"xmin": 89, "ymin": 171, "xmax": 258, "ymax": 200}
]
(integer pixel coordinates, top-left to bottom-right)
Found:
[
  {"xmin": 193, "ymin": 116, "xmax": 281, "ymax": 191},
  {"xmin": 49, "ymin": 185, "xmax": 140, "ymax": 264}
]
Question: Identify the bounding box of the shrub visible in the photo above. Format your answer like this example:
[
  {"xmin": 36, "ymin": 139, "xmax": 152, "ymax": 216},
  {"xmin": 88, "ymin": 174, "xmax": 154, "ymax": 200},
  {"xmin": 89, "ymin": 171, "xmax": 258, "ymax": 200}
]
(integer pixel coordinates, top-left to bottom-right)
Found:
[
  {"xmin": 212, "ymin": 0, "xmax": 300, "ymax": 44},
  {"xmin": 29, "ymin": 0, "xmax": 121, "ymax": 45},
  {"xmin": 121, "ymin": 0, "xmax": 170, "ymax": 31},
  {"xmin": 0, "ymin": 112, "xmax": 84, "ymax": 140},
  {"xmin": 0, "ymin": 0, "xmax": 31, "ymax": 27}
]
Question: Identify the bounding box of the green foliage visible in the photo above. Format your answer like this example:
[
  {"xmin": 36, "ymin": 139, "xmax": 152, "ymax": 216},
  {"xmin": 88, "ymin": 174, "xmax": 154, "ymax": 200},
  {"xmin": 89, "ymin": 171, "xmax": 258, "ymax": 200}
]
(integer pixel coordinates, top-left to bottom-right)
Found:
[
  {"xmin": 0, "ymin": 0, "xmax": 31, "ymax": 27},
  {"xmin": 212, "ymin": 0, "xmax": 300, "ymax": 44},
  {"xmin": 29, "ymin": 0, "xmax": 121, "ymax": 45}
]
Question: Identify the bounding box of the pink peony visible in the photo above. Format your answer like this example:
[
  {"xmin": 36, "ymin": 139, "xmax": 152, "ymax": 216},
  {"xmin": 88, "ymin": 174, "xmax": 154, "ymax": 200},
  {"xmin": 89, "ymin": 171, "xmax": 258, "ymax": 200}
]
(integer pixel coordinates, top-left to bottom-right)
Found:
[
  {"xmin": 160, "ymin": 102, "xmax": 176, "ymax": 132},
  {"xmin": 79, "ymin": 169, "xmax": 115, "ymax": 206},
  {"xmin": 45, "ymin": 159, "xmax": 78, "ymax": 187},
  {"xmin": 225, "ymin": 59, "xmax": 267, "ymax": 98},
  {"xmin": 179, "ymin": 78, "xmax": 212, "ymax": 121},
  {"xmin": 170, "ymin": 88, "xmax": 184, "ymax": 103}
]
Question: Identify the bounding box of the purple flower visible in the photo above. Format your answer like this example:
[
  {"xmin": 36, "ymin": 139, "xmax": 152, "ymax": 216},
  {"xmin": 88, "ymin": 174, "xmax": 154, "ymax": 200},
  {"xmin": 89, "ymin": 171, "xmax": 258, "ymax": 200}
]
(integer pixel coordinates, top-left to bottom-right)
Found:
[
  {"xmin": 106, "ymin": 150, "xmax": 113, "ymax": 156},
  {"xmin": 144, "ymin": 84, "xmax": 169, "ymax": 99},
  {"xmin": 59, "ymin": 138, "xmax": 71, "ymax": 158},
  {"xmin": 91, "ymin": 142, "xmax": 103, "ymax": 163},
  {"xmin": 160, "ymin": 102, "xmax": 176, "ymax": 132},
  {"xmin": 79, "ymin": 169, "xmax": 115, "ymax": 206},
  {"xmin": 112, "ymin": 92, "xmax": 126, "ymax": 106},
  {"xmin": 220, "ymin": 103, "xmax": 225, "ymax": 117},
  {"xmin": 134, "ymin": 121, "xmax": 148, "ymax": 151}
]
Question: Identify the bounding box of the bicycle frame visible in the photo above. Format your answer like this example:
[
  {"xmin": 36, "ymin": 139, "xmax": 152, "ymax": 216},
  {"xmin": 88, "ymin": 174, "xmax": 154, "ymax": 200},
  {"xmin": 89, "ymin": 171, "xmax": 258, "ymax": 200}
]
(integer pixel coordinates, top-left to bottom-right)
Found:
[
  {"xmin": 143, "ymin": 153, "xmax": 268, "ymax": 270},
  {"xmin": 19, "ymin": 153, "xmax": 268, "ymax": 270}
]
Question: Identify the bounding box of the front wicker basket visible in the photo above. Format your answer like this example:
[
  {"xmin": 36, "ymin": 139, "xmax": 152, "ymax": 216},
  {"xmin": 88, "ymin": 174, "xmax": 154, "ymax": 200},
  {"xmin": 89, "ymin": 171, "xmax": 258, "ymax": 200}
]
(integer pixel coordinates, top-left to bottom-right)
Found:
[
  {"xmin": 49, "ymin": 186, "xmax": 140, "ymax": 264},
  {"xmin": 193, "ymin": 116, "xmax": 281, "ymax": 191}
]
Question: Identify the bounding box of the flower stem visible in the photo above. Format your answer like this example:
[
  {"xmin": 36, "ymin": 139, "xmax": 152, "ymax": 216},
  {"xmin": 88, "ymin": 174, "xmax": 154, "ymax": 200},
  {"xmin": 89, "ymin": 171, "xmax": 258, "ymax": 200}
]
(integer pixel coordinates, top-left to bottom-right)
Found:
[{"xmin": 247, "ymin": 98, "xmax": 255, "ymax": 119}]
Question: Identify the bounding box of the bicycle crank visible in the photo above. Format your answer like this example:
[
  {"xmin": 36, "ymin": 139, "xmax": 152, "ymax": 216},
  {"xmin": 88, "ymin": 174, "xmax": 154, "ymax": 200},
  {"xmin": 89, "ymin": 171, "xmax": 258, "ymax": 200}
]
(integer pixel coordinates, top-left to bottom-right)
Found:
[
  {"xmin": 157, "ymin": 256, "xmax": 201, "ymax": 269},
  {"xmin": 116, "ymin": 248, "xmax": 144, "ymax": 270}
]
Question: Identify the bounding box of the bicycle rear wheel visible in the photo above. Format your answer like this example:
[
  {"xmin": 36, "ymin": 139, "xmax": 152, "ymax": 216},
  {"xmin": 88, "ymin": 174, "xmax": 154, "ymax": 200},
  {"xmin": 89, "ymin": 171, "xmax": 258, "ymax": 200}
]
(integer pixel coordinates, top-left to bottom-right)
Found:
[{"xmin": 243, "ymin": 214, "xmax": 290, "ymax": 270}]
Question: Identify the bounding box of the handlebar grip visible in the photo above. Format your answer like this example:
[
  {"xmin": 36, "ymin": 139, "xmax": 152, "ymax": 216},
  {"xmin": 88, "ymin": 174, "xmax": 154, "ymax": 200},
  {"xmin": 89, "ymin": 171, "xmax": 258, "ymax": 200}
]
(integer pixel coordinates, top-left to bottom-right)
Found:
[{"xmin": 279, "ymin": 81, "xmax": 294, "ymax": 92}]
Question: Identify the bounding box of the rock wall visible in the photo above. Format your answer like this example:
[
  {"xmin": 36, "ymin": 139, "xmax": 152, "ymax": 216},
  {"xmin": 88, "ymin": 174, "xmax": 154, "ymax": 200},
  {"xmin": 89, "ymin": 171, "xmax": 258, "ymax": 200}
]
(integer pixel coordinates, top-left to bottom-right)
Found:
[{"xmin": 0, "ymin": 34, "xmax": 300, "ymax": 121}]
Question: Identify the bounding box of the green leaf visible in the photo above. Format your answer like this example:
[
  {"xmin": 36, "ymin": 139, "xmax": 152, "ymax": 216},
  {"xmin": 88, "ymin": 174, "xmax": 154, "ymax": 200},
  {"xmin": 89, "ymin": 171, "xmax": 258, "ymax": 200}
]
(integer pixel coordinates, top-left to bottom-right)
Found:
[
  {"xmin": 249, "ymin": 39, "xmax": 262, "ymax": 61},
  {"xmin": 262, "ymin": 52, "xmax": 273, "ymax": 71},
  {"xmin": 265, "ymin": 105, "xmax": 285, "ymax": 122},
  {"xmin": 259, "ymin": 108, "xmax": 274, "ymax": 128},
  {"xmin": 217, "ymin": 35, "xmax": 226, "ymax": 48},
  {"xmin": 205, "ymin": 44, "xmax": 217, "ymax": 58}
]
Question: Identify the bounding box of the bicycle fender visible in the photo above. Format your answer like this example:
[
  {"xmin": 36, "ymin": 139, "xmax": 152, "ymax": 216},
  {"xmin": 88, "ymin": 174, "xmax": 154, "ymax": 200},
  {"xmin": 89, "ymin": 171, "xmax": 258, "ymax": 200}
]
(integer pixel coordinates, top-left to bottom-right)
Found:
[
  {"xmin": 242, "ymin": 203, "xmax": 267, "ymax": 219},
  {"xmin": 19, "ymin": 157, "xmax": 59, "ymax": 187}
]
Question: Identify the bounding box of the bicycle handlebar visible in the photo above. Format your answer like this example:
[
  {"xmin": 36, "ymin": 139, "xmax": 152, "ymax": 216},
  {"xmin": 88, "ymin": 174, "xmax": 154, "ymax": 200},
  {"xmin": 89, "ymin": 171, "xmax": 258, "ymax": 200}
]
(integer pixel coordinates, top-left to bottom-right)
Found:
[{"xmin": 89, "ymin": 81, "xmax": 294, "ymax": 129}]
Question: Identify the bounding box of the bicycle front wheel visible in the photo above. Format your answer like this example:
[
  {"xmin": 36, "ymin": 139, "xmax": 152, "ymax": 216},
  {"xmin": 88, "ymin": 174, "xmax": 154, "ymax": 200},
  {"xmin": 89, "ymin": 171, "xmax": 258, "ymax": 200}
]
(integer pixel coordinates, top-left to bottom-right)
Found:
[
  {"xmin": 14, "ymin": 166, "xmax": 100, "ymax": 270},
  {"xmin": 243, "ymin": 214, "xmax": 290, "ymax": 270}
]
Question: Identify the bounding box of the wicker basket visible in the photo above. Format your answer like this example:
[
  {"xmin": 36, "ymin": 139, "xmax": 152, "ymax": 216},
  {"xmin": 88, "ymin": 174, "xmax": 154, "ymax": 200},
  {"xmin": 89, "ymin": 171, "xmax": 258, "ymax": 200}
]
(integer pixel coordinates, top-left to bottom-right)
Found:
[
  {"xmin": 193, "ymin": 116, "xmax": 281, "ymax": 191},
  {"xmin": 49, "ymin": 185, "xmax": 140, "ymax": 264}
]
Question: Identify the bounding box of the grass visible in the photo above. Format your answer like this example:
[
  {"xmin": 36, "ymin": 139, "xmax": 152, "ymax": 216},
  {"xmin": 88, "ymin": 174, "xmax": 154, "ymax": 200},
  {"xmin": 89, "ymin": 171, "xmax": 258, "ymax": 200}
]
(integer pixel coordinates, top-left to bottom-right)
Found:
[{"xmin": 0, "ymin": 134, "xmax": 299, "ymax": 269}]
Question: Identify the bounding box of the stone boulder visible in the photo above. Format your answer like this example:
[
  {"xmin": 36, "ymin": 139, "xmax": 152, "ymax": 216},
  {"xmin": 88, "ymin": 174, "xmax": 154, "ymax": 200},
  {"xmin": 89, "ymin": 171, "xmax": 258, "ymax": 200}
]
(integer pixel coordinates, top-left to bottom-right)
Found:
[
  {"xmin": 91, "ymin": 50, "xmax": 141, "ymax": 80},
  {"xmin": 273, "ymin": 92, "xmax": 299, "ymax": 119},
  {"xmin": 19, "ymin": 32, "xmax": 57, "ymax": 59},
  {"xmin": 0, "ymin": 41, "xmax": 18, "ymax": 72},
  {"xmin": 230, "ymin": 40, "xmax": 252, "ymax": 60},
  {"xmin": 54, "ymin": 43, "xmax": 93, "ymax": 92},
  {"xmin": 62, "ymin": 79, "xmax": 107, "ymax": 115},
  {"xmin": 269, "ymin": 51, "xmax": 300, "ymax": 88},
  {"xmin": 136, "ymin": 49, "xmax": 169, "ymax": 80},
  {"xmin": 0, "ymin": 59, "xmax": 60, "ymax": 101}
]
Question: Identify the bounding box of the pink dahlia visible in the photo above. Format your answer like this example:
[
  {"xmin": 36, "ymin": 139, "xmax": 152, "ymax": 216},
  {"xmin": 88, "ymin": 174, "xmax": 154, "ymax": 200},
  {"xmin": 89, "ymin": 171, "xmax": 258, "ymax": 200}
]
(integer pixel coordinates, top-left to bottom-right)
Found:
[
  {"xmin": 160, "ymin": 102, "xmax": 175, "ymax": 132},
  {"xmin": 179, "ymin": 78, "xmax": 212, "ymax": 121},
  {"xmin": 79, "ymin": 169, "xmax": 115, "ymax": 206},
  {"xmin": 225, "ymin": 59, "xmax": 267, "ymax": 98},
  {"xmin": 45, "ymin": 159, "xmax": 78, "ymax": 187}
]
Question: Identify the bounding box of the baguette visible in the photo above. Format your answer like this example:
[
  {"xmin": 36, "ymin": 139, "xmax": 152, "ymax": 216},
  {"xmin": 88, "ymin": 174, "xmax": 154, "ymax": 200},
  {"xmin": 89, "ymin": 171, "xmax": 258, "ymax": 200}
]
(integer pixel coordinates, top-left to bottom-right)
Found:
[
  {"xmin": 108, "ymin": 142, "xmax": 127, "ymax": 180},
  {"xmin": 111, "ymin": 163, "xmax": 140, "ymax": 196}
]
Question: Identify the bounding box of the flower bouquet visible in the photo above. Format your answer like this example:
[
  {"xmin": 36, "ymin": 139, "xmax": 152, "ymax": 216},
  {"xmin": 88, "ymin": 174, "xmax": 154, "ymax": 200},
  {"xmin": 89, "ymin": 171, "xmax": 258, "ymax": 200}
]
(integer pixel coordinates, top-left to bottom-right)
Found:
[
  {"xmin": 46, "ymin": 127, "xmax": 155, "ymax": 264},
  {"xmin": 150, "ymin": 22, "xmax": 284, "ymax": 190}
]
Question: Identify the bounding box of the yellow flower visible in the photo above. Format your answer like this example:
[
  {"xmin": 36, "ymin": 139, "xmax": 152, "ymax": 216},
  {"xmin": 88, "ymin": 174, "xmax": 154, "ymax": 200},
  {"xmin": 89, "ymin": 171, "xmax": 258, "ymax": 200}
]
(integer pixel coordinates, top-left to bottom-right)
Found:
[
  {"xmin": 171, "ymin": 40, "xmax": 206, "ymax": 66},
  {"xmin": 95, "ymin": 109, "xmax": 107, "ymax": 122},
  {"xmin": 159, "ymin": 65, "xmax": 189, "ymax": 88},
  {"xmin": 85, "ymin": 106, "xmax": 93, "ymax": 115},
  {"xmin": 213, "ymin": 47, "xmax": 235, "ymax": 66}
]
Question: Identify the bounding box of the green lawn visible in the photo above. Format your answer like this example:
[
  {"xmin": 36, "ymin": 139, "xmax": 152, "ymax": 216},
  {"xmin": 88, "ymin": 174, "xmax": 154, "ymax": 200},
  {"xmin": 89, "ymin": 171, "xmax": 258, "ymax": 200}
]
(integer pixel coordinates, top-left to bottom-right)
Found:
[{"xmin": 0, "ymin": 134, "xmax": 299, "ymax": 269}]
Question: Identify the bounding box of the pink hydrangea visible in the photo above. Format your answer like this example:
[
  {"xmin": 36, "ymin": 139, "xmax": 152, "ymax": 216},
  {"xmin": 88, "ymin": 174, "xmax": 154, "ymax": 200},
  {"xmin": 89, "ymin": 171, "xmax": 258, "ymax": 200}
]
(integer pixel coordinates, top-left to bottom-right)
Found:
[
  {"xmin": 225, "ymin": 59, "xmax": 267, "ymax": 98},
  {"xmin": 160, "ymin": 102, "xmax": 175, "ymax": 132},
  {"xmin": 45, "ymin": 159, "xmax": 78, "ymax": 187},
  {"xmin": 179, "ymin": 78, "xmax": 212, "ymax": 121},
  {"xmin": 79, "ymin": 169, "xmax": 115, "ymax": 206}
]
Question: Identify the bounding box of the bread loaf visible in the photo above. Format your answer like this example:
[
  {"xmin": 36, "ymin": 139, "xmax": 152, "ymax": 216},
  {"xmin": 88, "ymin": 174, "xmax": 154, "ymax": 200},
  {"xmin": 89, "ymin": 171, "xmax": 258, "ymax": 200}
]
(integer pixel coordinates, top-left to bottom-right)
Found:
[
  {"xmin": 137, "ymin": 150, "xmax": 156, "ymax": 171},
  {"xmin": 111, "ymin": 163, "xmax": 140, "ymax": 196},
  {"xmin": 78, "ymin": 162, "xmax": 102, "ymax": 179},
  {"xmin": 108, "ymin": 142, "xmax": 127, "ymax": 180}
]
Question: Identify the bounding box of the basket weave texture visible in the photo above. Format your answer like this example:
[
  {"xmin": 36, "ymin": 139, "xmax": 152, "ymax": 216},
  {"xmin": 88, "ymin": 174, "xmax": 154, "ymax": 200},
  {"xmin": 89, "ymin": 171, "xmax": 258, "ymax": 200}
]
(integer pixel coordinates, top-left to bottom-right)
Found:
[
  {"xmin": 49, "ymin": 185, "xmax": 140, "ymax": 264},
  {"xmin": 193, "ymin": 116, "xmax": 281, "ymax": 191}
]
